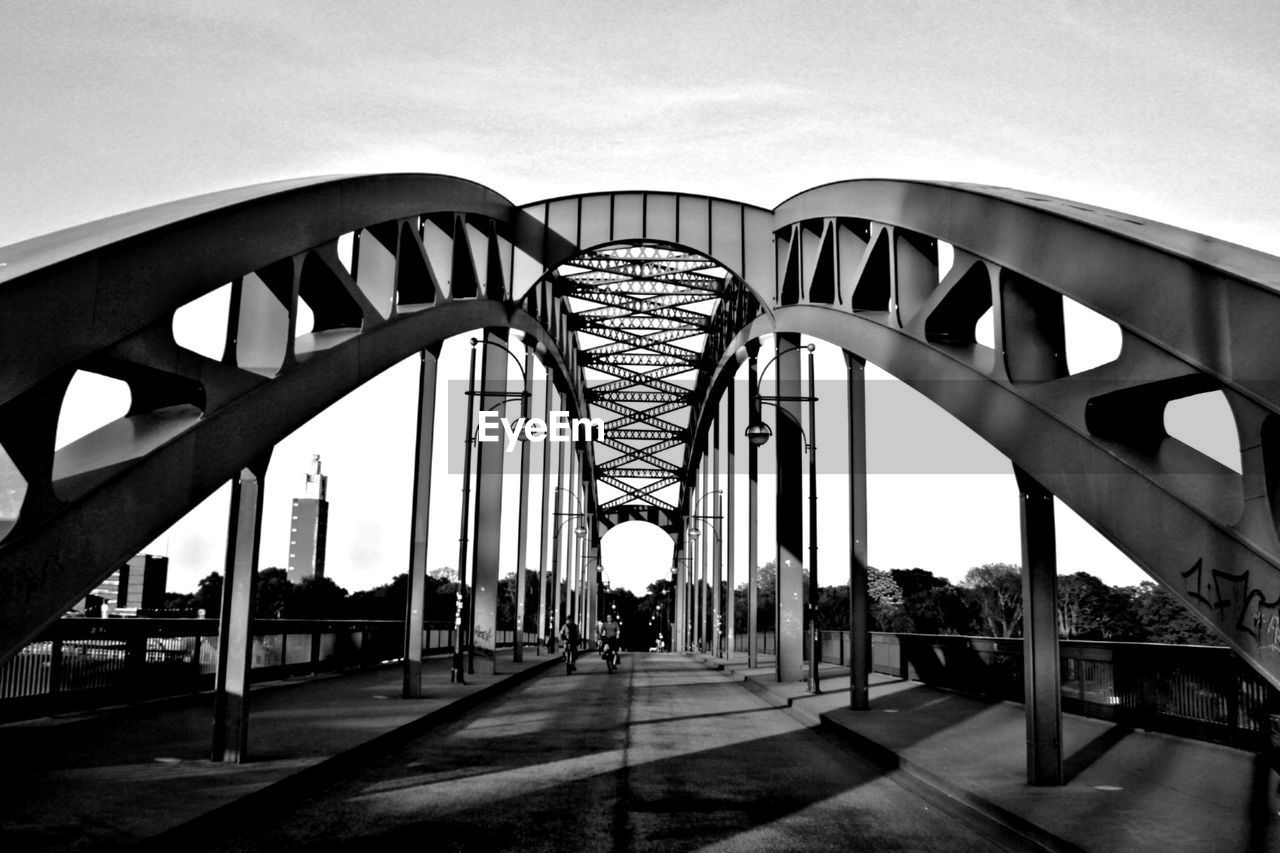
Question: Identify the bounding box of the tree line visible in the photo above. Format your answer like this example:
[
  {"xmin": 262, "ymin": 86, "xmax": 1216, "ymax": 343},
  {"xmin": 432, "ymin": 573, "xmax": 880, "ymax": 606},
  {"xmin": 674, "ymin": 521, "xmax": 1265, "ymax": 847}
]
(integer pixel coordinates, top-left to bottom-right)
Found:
[
  {"xmin": 166, "ymin": 561, "xmax": 1221, "ymax": 647},
  {"xmin": 745, "ymin": 561, "xmax": 1219, "ymax": 645},
  {"xmin": 166, "ymin": 567, "xmax": 557, "ymax": 626}
]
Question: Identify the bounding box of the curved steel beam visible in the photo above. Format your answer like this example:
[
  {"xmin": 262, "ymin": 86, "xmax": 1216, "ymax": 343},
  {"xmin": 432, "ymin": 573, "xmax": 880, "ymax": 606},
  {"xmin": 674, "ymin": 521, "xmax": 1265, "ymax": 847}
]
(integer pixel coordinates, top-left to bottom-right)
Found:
[
  {"xmin": 0, "ymin": 176, "xmax": 591, "ymax": 663},
  {"xmin": 676, "ymin": 180, "xmax": 1280, "ymax": 688},
  {"xmin": 8, "ymin": 174, "xmax": 1280, "ymax": 693}
]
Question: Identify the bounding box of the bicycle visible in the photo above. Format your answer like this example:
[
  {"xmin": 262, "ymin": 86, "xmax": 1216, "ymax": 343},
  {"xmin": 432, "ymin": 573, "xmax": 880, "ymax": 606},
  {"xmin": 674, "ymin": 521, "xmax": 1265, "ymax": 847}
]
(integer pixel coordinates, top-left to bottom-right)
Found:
[
  {"xmin": 563, "ymin": 642, "xmax": 577, "ymax": 675},
  {"xmin": 601, "ymin": 639, "xmax": 620, "ymax": 674}
]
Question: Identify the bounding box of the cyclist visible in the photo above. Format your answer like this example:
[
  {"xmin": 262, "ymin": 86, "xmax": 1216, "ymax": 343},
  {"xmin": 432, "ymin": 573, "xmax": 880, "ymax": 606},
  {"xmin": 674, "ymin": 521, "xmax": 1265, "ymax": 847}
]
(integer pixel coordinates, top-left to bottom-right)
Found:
[
  {"xmin": 559, "ymin": 617, "xmax": 580, "ymax": 673},
  {"xmin": 600, "ymin": 614, "xmax": 621, "ymax": 672}
]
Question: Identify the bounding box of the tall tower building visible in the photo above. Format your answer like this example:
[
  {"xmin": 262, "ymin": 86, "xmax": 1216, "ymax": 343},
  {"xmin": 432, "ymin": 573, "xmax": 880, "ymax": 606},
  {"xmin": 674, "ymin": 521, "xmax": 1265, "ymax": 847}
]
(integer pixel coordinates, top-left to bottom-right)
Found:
[{"xmin": 288, "ymin": 454, "xmax": 329, "ymax": 583}]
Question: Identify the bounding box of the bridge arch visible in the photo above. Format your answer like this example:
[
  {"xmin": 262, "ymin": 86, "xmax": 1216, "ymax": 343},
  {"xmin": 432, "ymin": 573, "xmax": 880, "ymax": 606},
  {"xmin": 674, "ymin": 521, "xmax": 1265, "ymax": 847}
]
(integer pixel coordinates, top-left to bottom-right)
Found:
[
  {"xmin": 0, "ymin": 175, "xmax": 595, "ymax": 659},
  {"xmin": 677, "ymin": 179, "xmax": 1280, "ymax": 687},
  {"xmin": 4, "ymin": 174, "xmax": 1280, "ymax": 695}
]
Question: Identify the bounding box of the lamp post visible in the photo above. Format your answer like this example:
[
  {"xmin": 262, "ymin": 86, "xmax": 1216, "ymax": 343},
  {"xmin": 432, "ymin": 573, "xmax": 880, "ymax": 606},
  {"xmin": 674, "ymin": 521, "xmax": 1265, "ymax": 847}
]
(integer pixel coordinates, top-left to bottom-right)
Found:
[
  {"xmin": 451, "ymin": 341, "xmax": 479, "ymax": 684},
  {"xmin": 745, "ymin": 340, "xmax": 822, "ymax": 694},
  {"xmin": 686, "ymin": 488, "xmax": 723, "ymax": 654},
  {"xmin": 686, "ymin": 500, "xmax": 724, "ymax": 657},
  {"xmin": 670, "ymin": 563, "xmax": 680, "ymax": 650},
  {"xmin": 576, "ymin": 524, "xmax": 588, "ymax": 630},
  {"xmin": 458, "ymin": 336, "xmax": 530, "ymax": 677},
  {"xmin": 552, "ymin": 484, "xmax": 589, "ymax": 640}
]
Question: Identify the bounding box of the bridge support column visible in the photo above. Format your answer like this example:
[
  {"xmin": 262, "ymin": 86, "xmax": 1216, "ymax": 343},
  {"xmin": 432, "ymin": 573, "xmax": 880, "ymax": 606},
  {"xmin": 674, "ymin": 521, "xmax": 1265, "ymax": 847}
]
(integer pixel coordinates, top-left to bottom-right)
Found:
[
  {"xmin": 535, "ymin": 375, "xmax": 554, "ymax": 655},
  {"xmin": 747, "ymin": 344, "xmax": 760, "ymax": 669},
  {"xmin": 726, "ymin": 381, "xmax": 736, "ymax": 661},
  {"xmin": 571, "ymin": 453, "xmax": 581, "ymax": 625},
  {"xmin": 1016, "ymin": 465, "xmax": 1063, "ymax": 786},
  {"xmin": 845, "ymin": 352, "xmax": 870, "ymax": 710},
  {"xmin": 470, "ymin": 329, "xmax": 509, "ymax": 676},
  {"xmin": 404, "ymin": 345, "xmax": 441, "ymax": 698},
  {"xmin": 776, "ymin": 334, "xmax": 805, "ymax": 682},
  {"xmin": 212, "ymin": 454, "xmax": 269, "ymax": 763},
  {"xmin": 674, "ymin": 543, "xmax": 686, "ymax": 653},
  {"xmin": 713, "ymin": 413, "xmax": 723, "ymax": 658},
  {"xmin": 513, "ymin": 344, "xmax": 533, "ymax": 663},
  {"xmin": 590, "ymin": 544, "xmax": 600, "ymax": 640},
  {"xmin": 549, "ymin": 435, "xmax": 567, "ymax": 649},
  {"xmin": 699, "ymin": 449, "xmax": 709, "ymax": 653}
]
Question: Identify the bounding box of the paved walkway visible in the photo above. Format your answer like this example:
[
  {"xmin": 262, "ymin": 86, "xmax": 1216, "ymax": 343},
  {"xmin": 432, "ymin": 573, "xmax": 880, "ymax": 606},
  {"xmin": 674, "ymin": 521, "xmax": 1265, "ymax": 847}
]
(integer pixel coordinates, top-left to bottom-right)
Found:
[
  {"xmin": 696, "ymin": 653, "xmax": 1280, "ymax": 853},
  {"xmin": 5, "ymin": 647, "xmax": 1277, "ymax": 851},
  {"xmin": 0, "ymin": 649, "xmax": 554, "ymax": 850},
  {"xmin": 175, "ymin": 651, "xmax": 1026, "ymax": 852}
]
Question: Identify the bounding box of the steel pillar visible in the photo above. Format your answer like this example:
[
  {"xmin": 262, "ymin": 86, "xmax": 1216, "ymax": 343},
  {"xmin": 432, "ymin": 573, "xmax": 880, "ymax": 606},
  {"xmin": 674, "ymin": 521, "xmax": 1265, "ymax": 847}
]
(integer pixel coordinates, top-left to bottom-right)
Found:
[
  {"xmin": 568, "ymin": 457, "xmax": 579, "ymax": 623},
  {"xmin": 211, "ymin": 455, "xmax": 269, "ymax": 763},
  {"xmin": 806, "ymin": 344, "xmax": 820, "ymax": 694},
  {"xmin": 549, "ymin": 430, "xmax": 566, "ymax": 649},
  {"xmin": 844, "ymin": 352, "xmax": 870, "ymax": 710},
  {"xmin": 674, "ymin": 543, "xmax": 686, "ymax": 653},
  {"xmin": 775, "ymin": 334, "xmax": 805, "ymax": 682},
  {"xmin": 588, "ymin": 545, "xmax": 599, "ymax": 639},
  {"xmin": 513, "ymin": 344, "xmax": 533, "ymax": 662},
  {"xmin": 747, "ymin": 344, "xmax": 760, "ymax": 669},
  {"xmin": 535, "ymin": 373, "xmax": 553, "ymax": 655},
  {"xmin": 698, "ymin": 450, "xmax": 708, "ymax": 653},
  {"xmin": 567, "ymin": 447, "xmax": 578, "ymax": 624},
  {"xmin": 1016, "ymin": 465, "xmax": 1063, "ymax": 786},
  {"xmin": 470, "ymin": 329, "xmax": 509, "ymax": 676},
  {"xmin": 726, "ymin": 381, "xmax": 736, "ymax": 662},
  {"xmin": 403, "ymin": 345, "xmax": 440, "ymax": 698},
  {"xmin": 713, "ymin": 413, "xmax": 723, "ymax": 658}
]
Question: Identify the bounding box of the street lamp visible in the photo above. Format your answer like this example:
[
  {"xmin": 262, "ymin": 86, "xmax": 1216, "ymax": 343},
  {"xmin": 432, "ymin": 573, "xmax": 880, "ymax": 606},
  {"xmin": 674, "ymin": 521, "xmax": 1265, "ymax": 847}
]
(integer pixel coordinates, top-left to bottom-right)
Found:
[
  {"xmin": 549, "ymin": 482, "xmax": 589, "ymax": 651},
  {"xmin": 744, "ymin": 421, "xmax": 772, "ymax": 447},
  {"xmin": 744, "ymin": 339, "xmax": 822, "ymax": 694},
  {"xmin": 744, "ymin": 342, "xmax": 816, "ymax": 448},
  {"xmin": 686, "ymin": 505, "xmax": 724, "ymax": 657}
]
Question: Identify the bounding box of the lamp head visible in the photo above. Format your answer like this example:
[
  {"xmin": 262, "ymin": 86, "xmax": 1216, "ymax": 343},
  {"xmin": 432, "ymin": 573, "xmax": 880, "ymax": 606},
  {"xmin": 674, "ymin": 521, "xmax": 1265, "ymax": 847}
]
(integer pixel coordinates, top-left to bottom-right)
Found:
[{"xmin": 745, "ymin": 420, "xmax": 772, "ymax": 447}]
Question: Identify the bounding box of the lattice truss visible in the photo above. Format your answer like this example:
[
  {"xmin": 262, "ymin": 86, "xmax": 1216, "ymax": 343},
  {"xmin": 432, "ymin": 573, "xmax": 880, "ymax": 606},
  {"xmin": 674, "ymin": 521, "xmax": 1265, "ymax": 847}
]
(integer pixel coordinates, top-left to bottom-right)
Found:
[{"xmin": 557, "ymin": 244, "xmax": 729, "ymax": 513}]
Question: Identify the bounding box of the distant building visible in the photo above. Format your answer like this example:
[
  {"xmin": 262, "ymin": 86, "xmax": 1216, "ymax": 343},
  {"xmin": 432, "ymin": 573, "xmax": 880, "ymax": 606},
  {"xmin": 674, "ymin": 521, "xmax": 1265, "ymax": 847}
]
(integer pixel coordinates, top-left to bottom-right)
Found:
[
  {"xmin": 84, "ymin": 554, "xmax": 169, "ymax": 616},
  {"xmin": 288, "ymin": 454, "xmax": 329, "ymax": 583}
]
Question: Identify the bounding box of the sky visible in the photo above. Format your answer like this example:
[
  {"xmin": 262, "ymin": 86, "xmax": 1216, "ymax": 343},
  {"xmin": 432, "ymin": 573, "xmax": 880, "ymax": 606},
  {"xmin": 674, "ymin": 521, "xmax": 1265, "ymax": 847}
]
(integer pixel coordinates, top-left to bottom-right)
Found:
[{"xmin": 3, "ymin": 1, "xmax": 1279, "ymax": 596}]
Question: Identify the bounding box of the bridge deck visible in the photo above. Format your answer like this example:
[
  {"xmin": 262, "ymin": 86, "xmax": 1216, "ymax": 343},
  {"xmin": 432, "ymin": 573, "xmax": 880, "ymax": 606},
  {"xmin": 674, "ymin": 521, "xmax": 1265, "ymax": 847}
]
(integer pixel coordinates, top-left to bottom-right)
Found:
[
  {"xmin": 0, "ymin": 649, "xmax": 550, "ymax": 849},
  {"xmin": 2, "ymin": 651, "xmax": 1275, "ymax": 851},
  {"xmin": 701, "ymin": 654, "xmax": 1280, "ymax": 853}
]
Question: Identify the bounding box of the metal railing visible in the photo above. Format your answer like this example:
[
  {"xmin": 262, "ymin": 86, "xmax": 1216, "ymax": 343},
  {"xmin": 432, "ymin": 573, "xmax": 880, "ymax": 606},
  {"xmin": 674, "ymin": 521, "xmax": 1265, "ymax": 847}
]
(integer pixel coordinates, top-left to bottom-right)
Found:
[
  {"xmin": 0, "ymin": 618, "xmax": 539, "ymax": 720},
  {"xmin": 818, "ymin": 631, "xmax": 1279, "ymax": 750},
  {"xmin": 731, "ymin": 630, "xmax": 776, "ymax": 656}
]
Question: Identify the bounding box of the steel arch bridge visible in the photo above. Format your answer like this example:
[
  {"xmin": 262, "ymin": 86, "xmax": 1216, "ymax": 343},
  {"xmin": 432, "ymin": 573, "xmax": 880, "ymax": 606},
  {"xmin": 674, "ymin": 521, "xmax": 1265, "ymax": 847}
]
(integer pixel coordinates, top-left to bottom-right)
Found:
[{"xmin": 4, "ymin": 174, "xmax": 1280, "ymax": 740}]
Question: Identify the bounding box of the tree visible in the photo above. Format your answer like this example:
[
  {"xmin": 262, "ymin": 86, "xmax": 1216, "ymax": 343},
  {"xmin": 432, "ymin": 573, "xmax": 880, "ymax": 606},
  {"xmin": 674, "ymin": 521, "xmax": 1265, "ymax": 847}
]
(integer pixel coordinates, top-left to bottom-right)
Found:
[
  {"xmin": 193, "ymin": 572, "xmax": 223, "ymax": 616},
  {"xmin": 347, "ymin": 573, "xmax": 407, "ymax": 620},
  {"xmin": 163, "ymin": 591, "xmax": 195, "ymax": 614},
  {"xmin": 426, "ymin": 571, "xmax": 460, "ymax": 623},
  {"xmin": 756, "ymin": 561, "xmax": 777, "ymax": 632},
  {"xmin": 816, "ymin": 584, "xmax": 850, "ymax": 630},
  {"xmin": 914, "ymin": 585, "xmax": 979, "ymax": 635},
  {"xmin": 883, "ymin": 568, "xmax": 977, "ymax": 634},
  {"xmin": 1057, "ymin": 572, "xmax": 1107, "ymax": 639},
  {"xmin": 1056, "ymin": 572, "xmax": 1143, "ymax": 640},
  {"xmin": 1132, "ymin": 581, "xmax": 1222, "ymax": 645},
  {"xmin": 963, "ymin": 563, "xmax": 1022, "ymax": 637},
  {"xmin": 254, "ymin": 567, "xmax": 293, "ymax": 619},
  {"xmin": 497, "ymin": 573, "xmax": 517, "ymax": 629},
  {"xmin": 868, "ymin": 568, "xmax": 904, "ymax": 620},
  {"xmin": 890, "ymin": 568, "xmax": 947, "ymax": 601},
  {"xmin": 285, "ymin": 576, "xmax": 349, "ymax": 618}
]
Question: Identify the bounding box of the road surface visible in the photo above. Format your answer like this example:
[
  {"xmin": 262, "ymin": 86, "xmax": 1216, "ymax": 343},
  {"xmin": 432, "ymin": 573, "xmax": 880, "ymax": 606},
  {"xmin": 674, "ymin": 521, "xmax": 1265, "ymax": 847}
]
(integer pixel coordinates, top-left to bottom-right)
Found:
[{"xmin": 192, "ymin": 652, "xmax": 1029, "ymax": 852}]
